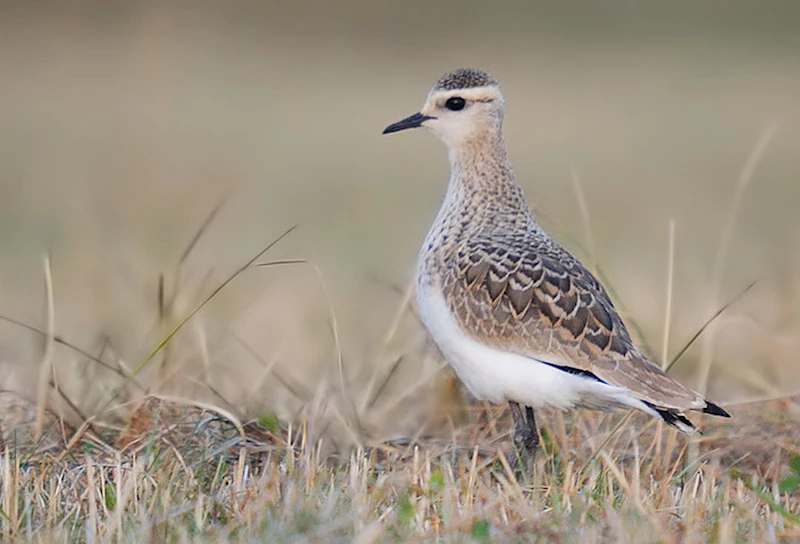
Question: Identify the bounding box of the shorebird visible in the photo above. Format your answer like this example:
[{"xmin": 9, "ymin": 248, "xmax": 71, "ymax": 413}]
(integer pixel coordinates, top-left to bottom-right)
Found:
[{"xmin": 382, "ymin": 68, "xmax": 730, "ymax": 469}]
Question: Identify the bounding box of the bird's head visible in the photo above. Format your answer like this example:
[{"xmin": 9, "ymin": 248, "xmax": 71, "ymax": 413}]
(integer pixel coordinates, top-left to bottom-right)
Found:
[{"xmin": 383, "ymin": 68, "xmax": 505, "ymax": 150}]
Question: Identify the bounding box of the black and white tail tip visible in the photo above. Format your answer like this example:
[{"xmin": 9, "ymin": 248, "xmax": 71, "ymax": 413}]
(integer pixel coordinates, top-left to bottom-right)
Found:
[{"xmin": 647, "ymin": 401, "xmax": 731, "ymax": 434}]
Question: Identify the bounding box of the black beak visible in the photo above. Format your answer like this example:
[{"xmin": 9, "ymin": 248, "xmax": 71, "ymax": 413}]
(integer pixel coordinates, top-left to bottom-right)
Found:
[{"xmin": 382, "ymin": 112, "xmax": 435, "ymax": 135}]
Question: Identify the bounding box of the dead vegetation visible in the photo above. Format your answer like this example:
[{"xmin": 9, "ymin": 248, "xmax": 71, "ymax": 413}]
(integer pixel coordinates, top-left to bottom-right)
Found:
[
  {"xmin": 0, "ymin": 134, "xmax": 798, "ymax": 541},
  {"xmin": 0, "ymin": 389, "xmax": 798, "ymax": 542}
]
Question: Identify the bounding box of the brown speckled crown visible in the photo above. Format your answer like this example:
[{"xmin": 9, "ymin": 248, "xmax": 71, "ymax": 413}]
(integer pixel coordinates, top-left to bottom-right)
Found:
[{"xmin": 433, "ymin": 69, "xmax": 498, "ymax": 91}]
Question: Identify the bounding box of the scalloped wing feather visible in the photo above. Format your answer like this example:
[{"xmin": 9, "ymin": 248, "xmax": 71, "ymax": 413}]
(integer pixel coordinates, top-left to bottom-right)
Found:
[{"xmin": 443, "ymin": 229, "xmax": 705, "ymax": 411}]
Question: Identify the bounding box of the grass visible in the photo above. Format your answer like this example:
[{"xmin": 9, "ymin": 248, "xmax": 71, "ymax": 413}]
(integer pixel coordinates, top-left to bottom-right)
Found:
[
  {"xmin": 0, "ymin": 294, "xmax": 798, "ymax": 544},
  {"xmin": 0, "ymin": 239, "xmax": 797, "ymax": 542},
  {"xmin": 0, "ymin": 396, "xmax": 798, "ymax": 542},
  {"xmin": 0, "ymin": 129, "xmax": 797, "ymax": 542}
]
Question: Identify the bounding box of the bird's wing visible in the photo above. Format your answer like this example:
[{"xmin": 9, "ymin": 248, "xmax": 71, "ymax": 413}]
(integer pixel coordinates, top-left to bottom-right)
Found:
[{"xmin": 441, "ymin": 226, "xmax": 705, "ymax": 411}]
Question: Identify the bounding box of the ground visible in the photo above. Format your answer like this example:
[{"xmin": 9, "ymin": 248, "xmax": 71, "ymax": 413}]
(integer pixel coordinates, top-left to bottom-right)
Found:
[{"xmin": 0, "ymin": 388, "xmax": 798, "ymax": 543}]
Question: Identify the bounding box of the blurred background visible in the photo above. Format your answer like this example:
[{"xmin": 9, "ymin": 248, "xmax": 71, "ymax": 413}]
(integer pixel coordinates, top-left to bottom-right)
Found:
[{"xmin": 0, "ymin": 1, "xmax": 798, "ymax": 442}]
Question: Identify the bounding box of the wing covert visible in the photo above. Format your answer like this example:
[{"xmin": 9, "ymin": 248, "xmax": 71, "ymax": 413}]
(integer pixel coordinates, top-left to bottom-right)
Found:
[{"xmin": 448, "ymin": 227, "xmax": 635, "ymax": 365}]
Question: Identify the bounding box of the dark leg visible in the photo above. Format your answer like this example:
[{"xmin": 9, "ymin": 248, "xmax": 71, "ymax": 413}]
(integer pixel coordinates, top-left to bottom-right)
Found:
[{"xmin": 508, "ymin": 401, "xmax": 540, "ymax": 476}]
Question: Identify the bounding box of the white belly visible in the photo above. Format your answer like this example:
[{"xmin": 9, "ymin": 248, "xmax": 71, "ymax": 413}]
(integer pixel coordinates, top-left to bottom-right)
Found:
[{"xmin": 416, "ymin": 281, "xmax": 654, "ymax": 415}]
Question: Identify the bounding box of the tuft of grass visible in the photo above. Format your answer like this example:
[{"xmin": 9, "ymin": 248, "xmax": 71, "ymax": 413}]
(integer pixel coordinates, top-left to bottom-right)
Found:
[
  {"xmin": 780, "ymin": 454, "xmax": 800, "ymax": 495},
  {"xmin": 471, "ymin": 519, "xmax": 491, "ymax": 542},
  {"xmin": 0, "ymin": 394, "xmax": 796, "ymax": 542}
]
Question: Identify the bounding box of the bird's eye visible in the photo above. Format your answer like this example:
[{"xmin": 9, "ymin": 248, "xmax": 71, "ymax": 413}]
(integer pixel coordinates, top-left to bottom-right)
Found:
[{"xmin": 445, "ymin": 97, "xmax": 466, "ymax": 111}]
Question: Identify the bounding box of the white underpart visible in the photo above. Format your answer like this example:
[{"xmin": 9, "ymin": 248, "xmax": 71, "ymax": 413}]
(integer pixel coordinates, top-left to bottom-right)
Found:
[{"xmin": 417, "ymin": 283, "xmax": 660, "ymax": 418}]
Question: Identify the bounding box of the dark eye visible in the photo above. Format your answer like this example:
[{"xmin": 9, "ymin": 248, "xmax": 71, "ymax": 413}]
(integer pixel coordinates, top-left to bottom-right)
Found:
[{"xmin": 445, "ymin": 97, "xmax": 466, "ymax": 111}]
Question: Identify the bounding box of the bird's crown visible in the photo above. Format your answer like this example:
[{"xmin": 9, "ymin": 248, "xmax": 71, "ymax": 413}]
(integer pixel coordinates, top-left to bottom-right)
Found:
[{"xmin": 432, "ymin": 69, "xmax": 498, "ymax": 92}]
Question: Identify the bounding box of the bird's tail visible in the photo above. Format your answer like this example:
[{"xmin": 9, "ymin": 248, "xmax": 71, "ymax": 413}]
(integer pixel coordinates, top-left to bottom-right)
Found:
[{"xmin": 644, "ymin": 399, "xmax": 730, "ymax": 434}]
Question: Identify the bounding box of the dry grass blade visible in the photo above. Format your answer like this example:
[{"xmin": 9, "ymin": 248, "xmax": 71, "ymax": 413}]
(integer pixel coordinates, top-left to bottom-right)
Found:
[
  {"xmin": 364, "ymin": 355, "xmax": 404, "ymax": 412},
  {"xmin": 177, "ymin": 188, "xmax": 235, "ymax": 268},
  {"xmin": 253, "ymin": 258, "xmax": 355, "ymax": 429},
  {"xmin": 34, "ymin": 255, "xmax": 55, "ymax": 443},
  {"xmin": 540, "ymin": 181, "xmax": 658, "ymax": 358},
  {"xmin": 157, "ymin": 192, "xmax": 234, "ymax": 381},
  {"xmin": 228, "ymin": 329, "xmax": 310, "ymax": 400},
  {"xmin": 85, "ymin": 454, "xmax": 99, "ymax": 542},
  {"xmin": 55, "ymin": 417, "xmax": 98, "ymax": 464},
  {"xmin": 661, "ymin": 219, "xmax": 676, "ymax": 370},
  {"xmin": 571, "ymin": 168, "xmax": 596, "ymax": 274},
  {"xmin": 148, "ymin": 393, "xmax": 246, "ymax": 440},
  {"xmin": 157, "ymin": 274, "xmax": 165, "ymax": 320},
  {"xmin": 97, "ymin": 224, "xmax": 298, "ymax": 414},
  {"xmin": 374, "ymin": 360, "xmax": 448, "ymax": 426},
  {"xmin": 0, "ymin": 315, "xmax": 144, "ymax": 387},
  {"xmin": 698, "ymin": 123, "xmax": 779, "ymax": 392},
  {"xmin": 711, "ymin": 123, "xmax": 778, "ymax": 290},
  {"xmin": 383, "ymin": 280, "xmax": 415, "ymax": 344},
  {"xmin": 578, "ymin": 411, "xmax": 634, "ymax": 476},
  {"xmin": 665, "ymin": 279, "xmax": 758, "ymax": 373},
  {"xmin": 48, "ymin": 379, "xmax": 89, "ymax": 424},
  {"xmin": 724, "ymin": 390, "xmax": 800, "ymax": 407},
  {"xmin": 164, "ymin": 190, "xmax": 236, "ymax": 329}
]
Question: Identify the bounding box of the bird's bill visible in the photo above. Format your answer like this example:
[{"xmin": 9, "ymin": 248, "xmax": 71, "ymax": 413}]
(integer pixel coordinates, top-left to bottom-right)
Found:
[{"xmin": 382, "ymin": 112, "xmax": 435, "ymax": 134}]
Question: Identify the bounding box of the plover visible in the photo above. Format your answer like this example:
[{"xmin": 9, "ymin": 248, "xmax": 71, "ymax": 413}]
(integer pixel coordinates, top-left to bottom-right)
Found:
[{"xmin": 382, "ymin": 68, "xmax": 729, "ymax": 467}]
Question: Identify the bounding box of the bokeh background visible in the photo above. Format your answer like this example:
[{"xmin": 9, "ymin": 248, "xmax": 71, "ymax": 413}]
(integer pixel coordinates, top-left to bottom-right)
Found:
[{"xmin": 0, "ymin": 1, "xmax": 798, "ymax": 441}]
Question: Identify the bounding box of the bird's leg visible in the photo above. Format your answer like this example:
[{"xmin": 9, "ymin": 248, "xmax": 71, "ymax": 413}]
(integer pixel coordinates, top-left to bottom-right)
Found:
[
  {"xmin": 524, "ymin": 405, "xmax": 539, "ymax": 450},
  {"xmin": 508, "ymin": 401, "xmax": 539, "ymax": 476}
]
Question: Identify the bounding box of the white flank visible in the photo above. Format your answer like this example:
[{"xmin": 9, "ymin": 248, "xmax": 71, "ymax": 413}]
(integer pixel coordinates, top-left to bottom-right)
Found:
[{"xmin": 417, "ymin": 282, "xmax": 659, "ymax": 418}]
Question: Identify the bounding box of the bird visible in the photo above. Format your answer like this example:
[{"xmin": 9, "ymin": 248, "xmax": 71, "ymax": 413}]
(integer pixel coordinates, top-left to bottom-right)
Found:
[{"xmin": 382, "ymin": 68, "xmax": 730, "ymax": 470}]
